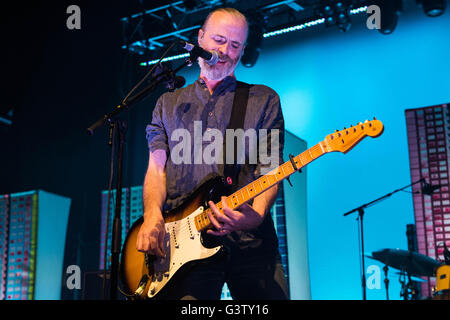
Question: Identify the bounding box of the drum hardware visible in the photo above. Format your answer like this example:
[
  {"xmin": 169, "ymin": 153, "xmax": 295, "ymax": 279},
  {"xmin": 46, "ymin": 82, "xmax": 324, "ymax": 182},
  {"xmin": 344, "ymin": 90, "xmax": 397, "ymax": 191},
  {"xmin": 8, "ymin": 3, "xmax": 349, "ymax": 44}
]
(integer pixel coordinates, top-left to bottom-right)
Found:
[
  {"xmin": 343, "ymin": 178, "xmax": 429, "ymax": 300},
  {"xmin": 398, "ymin": 270, "xmax": 421, "ymax": 300},
  {"xmin": 383, "ymin": 265, "xmax": 389, "ymax": 300},
  {"xmin": 367, "ymin": 248, "xmax": 442, "ymax": 300}
]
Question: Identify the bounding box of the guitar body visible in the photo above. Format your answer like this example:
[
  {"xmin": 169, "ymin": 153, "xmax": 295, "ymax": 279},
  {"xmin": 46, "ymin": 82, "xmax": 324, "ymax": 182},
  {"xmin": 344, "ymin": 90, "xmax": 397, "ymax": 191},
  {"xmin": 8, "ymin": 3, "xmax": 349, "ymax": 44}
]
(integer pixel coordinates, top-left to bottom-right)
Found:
[
  {"xmin": 119, "ymin": 119, "xmax": 384, "ymax": 299},
  {"xmin": 120, "ymin": 177, "xmax": 225, "ymax": 299}
]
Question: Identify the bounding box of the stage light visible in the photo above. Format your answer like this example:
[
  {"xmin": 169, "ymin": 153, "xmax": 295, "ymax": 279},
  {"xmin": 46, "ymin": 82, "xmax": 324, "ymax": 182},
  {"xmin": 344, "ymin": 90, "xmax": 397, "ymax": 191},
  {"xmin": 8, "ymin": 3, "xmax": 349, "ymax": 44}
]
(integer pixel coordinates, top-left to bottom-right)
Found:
[
  {"xmin": 140, "ymin": 52, "xmax": 190, "ymax": 66},
  {"xmin": 317, "ymin": 0, "xmax": 353, "ymax": 32},
  {"xmin": 241, "ymin": 23, "xmax": 264, "ymax": 68},
  {"xmin": 335, "ymin": 1, "xmax": 352, "ymax": 32},
  {"xmin": 262, "ymin": 18, "xmax": 325, "ymax": 38},
  {"xmin": 373, "ymin": 0, "xmax": 402, "ymax": 35},
  {"xmin": 319, "ymin": 1, "xmax": 337, "ymax": 28},
  {"xmin": 417, "ymin": 0, "xmax": 447, "ymax": 17},
  {"xmin": 350, "ymin": 6, "xmax": 368, "ymax": 14},
  {"xmin": 324, "ymin": 4, "xmax": 334, "ymax": 16},
  {"xmin": 138, "ymin": 6, "xmax": 369, "ymax": 66},
  {"xmin": 0, "ymin": 107, "xmax": 13, "ymax": 127},
  {"xmin": 336, "ymin": 11, "xmax": 351, "ymax": 32}
]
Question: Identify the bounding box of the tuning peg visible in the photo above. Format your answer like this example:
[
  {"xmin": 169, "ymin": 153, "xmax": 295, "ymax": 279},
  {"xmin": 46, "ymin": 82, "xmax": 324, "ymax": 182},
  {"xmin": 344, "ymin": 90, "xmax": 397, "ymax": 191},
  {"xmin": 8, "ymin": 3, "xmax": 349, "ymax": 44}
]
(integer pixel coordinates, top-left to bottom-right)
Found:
[
  {"xmin": 335, "ymin": 129, "xmax": 339, "ymax": 132},
  {"xmin": 373, "ymin": 116, "xmax": 377, "ymax": 120},
  {"xmin": 364, "ymin": 119, "xmax": 369, "ymax": 123}
]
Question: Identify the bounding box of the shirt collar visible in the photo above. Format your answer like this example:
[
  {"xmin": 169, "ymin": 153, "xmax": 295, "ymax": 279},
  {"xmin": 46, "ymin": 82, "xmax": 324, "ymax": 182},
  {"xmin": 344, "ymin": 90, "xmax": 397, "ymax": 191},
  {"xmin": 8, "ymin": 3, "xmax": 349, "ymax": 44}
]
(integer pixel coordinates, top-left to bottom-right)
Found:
[{"xmin": 196, "ymin": 76, "xmax": 237, "ymax": 96}]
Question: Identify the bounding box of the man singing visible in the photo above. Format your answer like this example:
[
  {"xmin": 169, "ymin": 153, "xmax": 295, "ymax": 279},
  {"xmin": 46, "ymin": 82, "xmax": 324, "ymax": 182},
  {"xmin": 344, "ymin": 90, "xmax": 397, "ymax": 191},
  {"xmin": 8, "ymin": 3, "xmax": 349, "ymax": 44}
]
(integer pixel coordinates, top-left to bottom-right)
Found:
[{"xmin": 136, "ymin": 7, "xmax": 289, "ymax": 300}]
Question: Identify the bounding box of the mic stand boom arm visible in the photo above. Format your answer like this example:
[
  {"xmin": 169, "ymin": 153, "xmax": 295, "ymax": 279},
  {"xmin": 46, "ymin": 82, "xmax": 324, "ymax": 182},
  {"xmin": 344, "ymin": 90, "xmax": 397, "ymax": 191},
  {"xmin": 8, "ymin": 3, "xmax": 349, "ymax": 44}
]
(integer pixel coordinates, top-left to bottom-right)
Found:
[
  {"xmin": 87, "ymin": 59, "xmax": 191, "ymax": 135},
  {"xmin": 86, "ymin": 49, "xmax": 201, "ymax": 300}
]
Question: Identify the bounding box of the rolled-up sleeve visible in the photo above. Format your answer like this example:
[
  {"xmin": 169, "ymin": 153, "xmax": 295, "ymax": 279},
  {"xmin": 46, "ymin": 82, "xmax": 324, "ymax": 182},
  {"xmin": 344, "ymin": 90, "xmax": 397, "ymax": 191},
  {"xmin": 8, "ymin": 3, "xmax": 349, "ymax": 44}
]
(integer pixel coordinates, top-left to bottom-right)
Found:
[{"xmin": 145, "ymin": 96, "xmax": 169, "ymax": 155}]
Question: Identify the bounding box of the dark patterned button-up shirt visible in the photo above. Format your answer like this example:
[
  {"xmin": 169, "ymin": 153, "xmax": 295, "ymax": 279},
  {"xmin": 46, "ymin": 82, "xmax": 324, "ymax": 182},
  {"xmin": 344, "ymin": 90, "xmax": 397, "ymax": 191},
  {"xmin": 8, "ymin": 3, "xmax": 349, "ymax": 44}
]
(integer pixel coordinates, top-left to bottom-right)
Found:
[{"xmin": 146, "ymin": 76, "xmax": 285, "ymax": 255}]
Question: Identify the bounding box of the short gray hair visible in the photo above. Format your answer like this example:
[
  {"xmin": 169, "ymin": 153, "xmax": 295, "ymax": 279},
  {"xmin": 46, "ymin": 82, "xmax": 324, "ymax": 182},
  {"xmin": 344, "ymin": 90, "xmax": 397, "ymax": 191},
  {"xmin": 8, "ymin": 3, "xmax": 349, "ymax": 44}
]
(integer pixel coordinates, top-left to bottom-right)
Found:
[{"xmin": 201, "ymin": 7, "xmax": 249, "ymax": 41}]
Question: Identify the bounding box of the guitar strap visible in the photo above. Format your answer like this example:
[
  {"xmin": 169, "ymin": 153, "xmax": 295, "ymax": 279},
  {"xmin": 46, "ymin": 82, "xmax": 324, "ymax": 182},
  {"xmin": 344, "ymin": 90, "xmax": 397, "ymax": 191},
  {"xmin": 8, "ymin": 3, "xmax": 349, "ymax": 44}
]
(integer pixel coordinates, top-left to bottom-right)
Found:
[{"xmin": 223, "ymin": 80, "xmax": 250, "ymax": 192}]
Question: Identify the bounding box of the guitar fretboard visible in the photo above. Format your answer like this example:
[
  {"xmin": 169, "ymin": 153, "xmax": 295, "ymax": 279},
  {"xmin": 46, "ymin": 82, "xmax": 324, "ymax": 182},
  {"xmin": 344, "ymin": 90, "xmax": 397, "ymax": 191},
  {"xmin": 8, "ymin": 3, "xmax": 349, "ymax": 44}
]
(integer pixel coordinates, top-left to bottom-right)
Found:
[{"xmin": 194, "ymin": 141, "xmax": 328, "ymax": 231}]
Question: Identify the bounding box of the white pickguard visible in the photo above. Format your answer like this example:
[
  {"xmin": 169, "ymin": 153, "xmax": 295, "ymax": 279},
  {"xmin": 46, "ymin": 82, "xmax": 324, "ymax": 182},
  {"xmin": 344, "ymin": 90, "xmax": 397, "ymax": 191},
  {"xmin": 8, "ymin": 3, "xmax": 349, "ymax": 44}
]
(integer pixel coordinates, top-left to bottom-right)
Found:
[{"xmin": 147, "ymin": 206, "xmax": 221, "ymax": 298}]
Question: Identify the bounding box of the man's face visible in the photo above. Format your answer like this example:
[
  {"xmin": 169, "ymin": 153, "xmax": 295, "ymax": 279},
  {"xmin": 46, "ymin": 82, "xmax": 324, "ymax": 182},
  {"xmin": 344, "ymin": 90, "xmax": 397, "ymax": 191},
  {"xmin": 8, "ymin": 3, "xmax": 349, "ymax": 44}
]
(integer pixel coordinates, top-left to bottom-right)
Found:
[{"xmin": 198, "ymin": 12, "xmax": 248, "ymax": 81}]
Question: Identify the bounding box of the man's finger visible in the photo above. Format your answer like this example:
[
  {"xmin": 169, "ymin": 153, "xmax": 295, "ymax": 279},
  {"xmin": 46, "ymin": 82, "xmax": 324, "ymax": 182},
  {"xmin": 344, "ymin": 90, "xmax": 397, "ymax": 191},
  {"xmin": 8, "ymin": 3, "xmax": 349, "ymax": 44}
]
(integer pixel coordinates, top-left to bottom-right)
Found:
[
  {"xmin": 210, "ymin": 198, "xmax": 234, "ymax": 225},
  {"xmin": 206, "ymin": 228, "xmax": 231, "ymax": 236},
  {"xmin": 221, "ymin": 196, "xmax": 240, "ymax": 221},
  {"xmin": 207, "ymin": 201, "xmax": 224, "ymax": 230},
  {"xmin": 149, "ymin": 240, "xmax": 159, "ymax": 256},
  {"xmin": 158, "ymin": 228, "xmax": 166, "ymax": 257},
  {"xmin": 137, "ymin": 235, "xmax": 148, "ymax": 253}
]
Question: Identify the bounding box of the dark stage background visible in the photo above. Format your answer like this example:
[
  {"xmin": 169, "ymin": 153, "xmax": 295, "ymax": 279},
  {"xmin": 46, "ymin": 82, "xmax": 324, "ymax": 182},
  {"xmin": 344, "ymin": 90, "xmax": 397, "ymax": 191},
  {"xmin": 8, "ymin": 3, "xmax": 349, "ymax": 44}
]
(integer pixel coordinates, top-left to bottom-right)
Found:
[
  {"xmin": 1, "ymin": 1, "xmax": 171, "ymax": 299},
  {"xmin": 2, "ymin": 0, "xmax": 450, "ymax": 300}
]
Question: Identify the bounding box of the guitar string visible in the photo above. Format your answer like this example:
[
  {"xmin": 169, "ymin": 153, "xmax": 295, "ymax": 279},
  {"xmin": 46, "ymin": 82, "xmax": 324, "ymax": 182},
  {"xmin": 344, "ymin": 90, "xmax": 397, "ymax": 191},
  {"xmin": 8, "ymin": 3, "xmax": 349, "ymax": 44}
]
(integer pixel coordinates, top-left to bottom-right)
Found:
[
  {"xmin": 164, "ymin": 134, "xmax": 372, "ymax": 236},
  {"xmin": 149, "ymin": 143, "xmax": 326, "ymax": 239},
  {"xmin": 168, "ymin": 164, "xmax": 302, "ymax": 235},
  {"xmin": 148, "ymin": 127, "xmax": 377, "ymax": 251},
  {"xmin": 130, "ymin": 144, "xmax": 326, "ymax": 246},
  {"xmin": 155, "ymin": 134, "xmax": 369, "ymax": 251},
  {"xmin": 166, "ymin": 144, "xmax": 326, "ymax": 235},
  {"xmin": 171, "ymin": 162, "xmax": 297, "ymax": 234}
]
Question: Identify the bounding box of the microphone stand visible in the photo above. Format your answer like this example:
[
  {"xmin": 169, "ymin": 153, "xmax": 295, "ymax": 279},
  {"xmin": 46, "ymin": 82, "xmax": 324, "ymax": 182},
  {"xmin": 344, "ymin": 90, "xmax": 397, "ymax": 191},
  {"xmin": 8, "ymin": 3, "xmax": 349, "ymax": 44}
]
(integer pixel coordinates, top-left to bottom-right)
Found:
[
  {"xmin": 342, "ymin": 178, "xmax": 425, "ymax": 300},
  {"xmin": 87, "ymin": 49, "xmax": 199, "ymax": 300}
]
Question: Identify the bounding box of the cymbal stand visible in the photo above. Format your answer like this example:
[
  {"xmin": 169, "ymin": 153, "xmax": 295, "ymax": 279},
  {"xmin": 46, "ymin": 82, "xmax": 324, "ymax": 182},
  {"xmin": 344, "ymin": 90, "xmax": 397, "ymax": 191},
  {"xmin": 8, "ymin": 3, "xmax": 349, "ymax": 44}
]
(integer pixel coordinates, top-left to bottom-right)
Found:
[
  {"xmin": 343, "ymin": 178, "xmax": 425, "ymax": 300},
  {"xmin": 399, "ymin": 271, "xmax": 416, "ymax": 300},
  {"xmin": 383, "ymin": 265, "xmax": 389, "ymax": 300},
  {"xmin": 399, "ymin": 271, "xmax": 408, "ymax": 300}
]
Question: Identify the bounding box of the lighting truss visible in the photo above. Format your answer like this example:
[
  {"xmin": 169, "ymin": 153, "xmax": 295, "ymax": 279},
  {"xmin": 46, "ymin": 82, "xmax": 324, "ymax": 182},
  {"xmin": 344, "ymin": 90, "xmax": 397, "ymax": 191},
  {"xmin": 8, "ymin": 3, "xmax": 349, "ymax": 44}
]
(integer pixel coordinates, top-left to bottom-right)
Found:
[{"xmin": 137, "ymin": 4, "xmax": 369, "ymax": 66}]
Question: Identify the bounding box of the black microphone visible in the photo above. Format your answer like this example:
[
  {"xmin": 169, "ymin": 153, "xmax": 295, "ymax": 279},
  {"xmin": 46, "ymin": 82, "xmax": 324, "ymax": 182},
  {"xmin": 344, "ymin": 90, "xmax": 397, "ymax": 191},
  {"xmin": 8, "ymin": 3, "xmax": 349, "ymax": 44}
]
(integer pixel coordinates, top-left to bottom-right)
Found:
[
  {"xmin": 179, "ymin": 40, "xmax": 219, "ymax": 66},
  {"xmin": 421, "ymin": 180, "xmax": 442, "ymax": 195}
]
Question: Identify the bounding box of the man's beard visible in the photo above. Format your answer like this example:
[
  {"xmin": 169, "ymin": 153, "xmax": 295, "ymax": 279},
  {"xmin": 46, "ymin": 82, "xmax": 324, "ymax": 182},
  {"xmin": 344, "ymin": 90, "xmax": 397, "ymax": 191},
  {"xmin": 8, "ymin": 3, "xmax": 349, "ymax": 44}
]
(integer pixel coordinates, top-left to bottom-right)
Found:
[{"xmin": 198, "ymin": 53, "xmax": 240, "ymax": 81}]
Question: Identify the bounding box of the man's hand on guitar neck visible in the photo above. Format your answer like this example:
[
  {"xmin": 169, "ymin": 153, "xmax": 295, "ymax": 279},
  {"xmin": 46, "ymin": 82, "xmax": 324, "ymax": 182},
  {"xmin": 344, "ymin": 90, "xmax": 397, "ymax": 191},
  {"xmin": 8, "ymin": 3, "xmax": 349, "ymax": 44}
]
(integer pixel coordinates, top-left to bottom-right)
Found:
[
  {"xmin": 206, "ymin": 184, "xmax": 279, "ymax": 236},
  {"xmin": 206, "ymin": 197, "xmax": 265, "ymax": 236}
]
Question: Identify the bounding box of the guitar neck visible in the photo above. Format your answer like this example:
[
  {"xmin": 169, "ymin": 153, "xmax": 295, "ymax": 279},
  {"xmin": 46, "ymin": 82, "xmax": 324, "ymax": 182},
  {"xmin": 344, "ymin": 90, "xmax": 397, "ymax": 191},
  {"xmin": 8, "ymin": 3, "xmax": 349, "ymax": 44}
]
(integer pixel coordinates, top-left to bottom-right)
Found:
[{"xmin": 194, "ymin": 141, "xmax": 329, "ymax": 232}]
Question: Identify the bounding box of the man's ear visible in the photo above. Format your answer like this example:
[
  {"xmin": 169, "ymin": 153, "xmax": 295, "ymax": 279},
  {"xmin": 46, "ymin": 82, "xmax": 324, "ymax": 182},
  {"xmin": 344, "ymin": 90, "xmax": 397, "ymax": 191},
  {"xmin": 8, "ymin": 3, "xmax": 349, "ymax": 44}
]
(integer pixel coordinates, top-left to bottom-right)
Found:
[
  {"xmin": 240, "ymin": 44, "xmax": 247, "ymax": 59},
  {"xmin": 198, "ymin": 29, "xmax": 204, "ymax": 45}
]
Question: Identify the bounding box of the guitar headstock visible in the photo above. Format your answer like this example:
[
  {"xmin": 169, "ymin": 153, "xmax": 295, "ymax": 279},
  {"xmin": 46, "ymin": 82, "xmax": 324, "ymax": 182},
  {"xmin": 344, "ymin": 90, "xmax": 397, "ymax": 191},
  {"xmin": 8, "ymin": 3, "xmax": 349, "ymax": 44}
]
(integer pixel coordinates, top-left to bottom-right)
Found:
[{"xmin": 324, "ymin": 118, "xmax": 384, "ymax": 154}]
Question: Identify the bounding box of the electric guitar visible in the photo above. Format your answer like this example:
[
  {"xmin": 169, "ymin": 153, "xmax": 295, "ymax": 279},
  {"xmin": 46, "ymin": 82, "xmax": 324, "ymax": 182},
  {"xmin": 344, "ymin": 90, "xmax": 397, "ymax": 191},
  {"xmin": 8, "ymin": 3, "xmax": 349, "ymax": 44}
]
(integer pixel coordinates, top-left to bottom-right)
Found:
[{"xmin": 119, "ymin": 119, "xmax": 384, "ymax": 299}]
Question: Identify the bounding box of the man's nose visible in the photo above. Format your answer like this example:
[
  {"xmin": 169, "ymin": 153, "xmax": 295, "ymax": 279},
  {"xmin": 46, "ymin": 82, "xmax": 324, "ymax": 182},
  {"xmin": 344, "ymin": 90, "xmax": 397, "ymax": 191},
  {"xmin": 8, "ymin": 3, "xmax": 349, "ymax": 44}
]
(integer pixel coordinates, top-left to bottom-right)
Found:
[{"xmin": 217, "ymin": 42, "xmax": 231, "ymax": 57}]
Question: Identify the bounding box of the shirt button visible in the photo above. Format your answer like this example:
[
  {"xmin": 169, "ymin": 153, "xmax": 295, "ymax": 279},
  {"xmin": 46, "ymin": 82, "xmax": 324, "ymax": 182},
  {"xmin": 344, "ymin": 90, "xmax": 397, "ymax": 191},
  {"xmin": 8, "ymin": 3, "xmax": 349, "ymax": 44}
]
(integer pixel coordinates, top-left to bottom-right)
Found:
[
  {"xmin": 208, "ymin": 112, "xmax": 213, "ymax": 117},
  {"xmin": 206, "ymin": 128, "xmax": 211, "ymax": 132}
]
